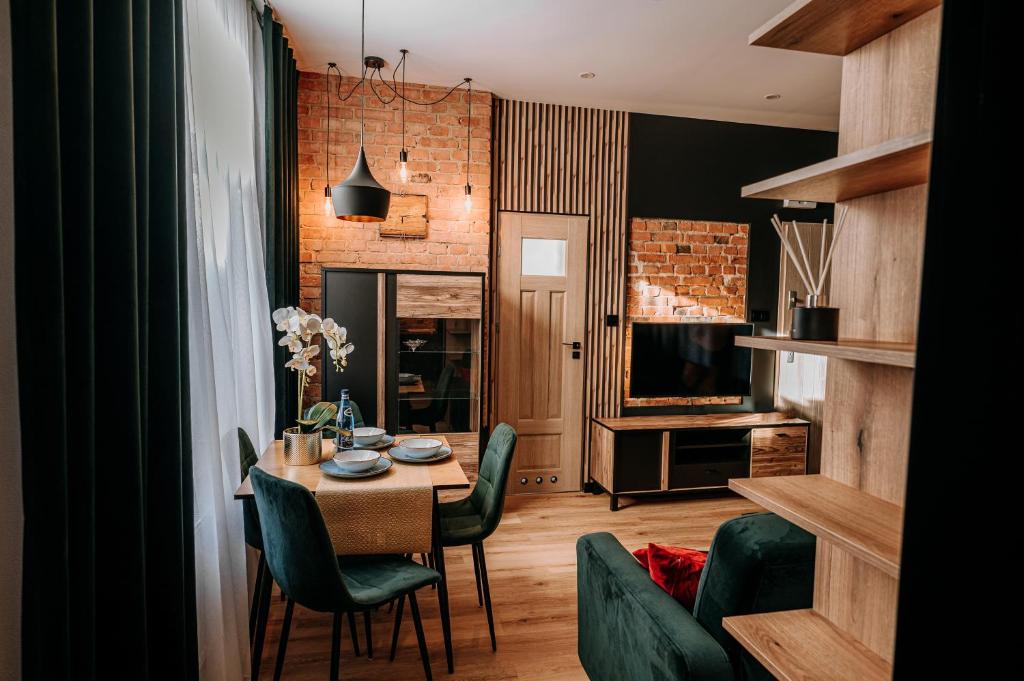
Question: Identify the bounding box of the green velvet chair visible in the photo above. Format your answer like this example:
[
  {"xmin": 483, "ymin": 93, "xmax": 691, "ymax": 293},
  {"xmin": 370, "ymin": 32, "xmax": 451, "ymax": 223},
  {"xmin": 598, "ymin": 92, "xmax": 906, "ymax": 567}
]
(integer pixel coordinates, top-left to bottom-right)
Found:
[
  {"xmin": 249, "ymin": 466, "xmax": 441, "ymax": 680},
  {"xmin": 305, "ymin": 399, "xmax": 365, "ymax": 438},
  {"xmin": 391, "ymin": 423, "xmax": 517, "ymax": 661},
  {"xmin": 239, "ymin": 428, "xmax": 273, "ymax": 681},
  {"xmin": 576, "ymin": 512, "xmax": 816, "ymax": 681}
]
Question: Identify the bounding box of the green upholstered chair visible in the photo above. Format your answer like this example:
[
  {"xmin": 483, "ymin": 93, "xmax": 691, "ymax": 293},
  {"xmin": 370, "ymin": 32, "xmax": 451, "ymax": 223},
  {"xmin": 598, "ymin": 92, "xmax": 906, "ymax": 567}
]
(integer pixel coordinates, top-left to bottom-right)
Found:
[
  {"xmin": 576, "ymin": 512, "xmax": 816, "ymax": 681},
  {"xmin": 394, "ymin": 424, "xmax": 516, "ymax": 659},
  {"xmin": 249, "ymin": 466, "xmax": 441, "ymax": 681},
  {"xmin": 305, "ymin": 399, "xmax": 365, "ymax": 438},
  {"xmin": 239, "ymin": 428, "xmax": 272, "ymax": 681}
]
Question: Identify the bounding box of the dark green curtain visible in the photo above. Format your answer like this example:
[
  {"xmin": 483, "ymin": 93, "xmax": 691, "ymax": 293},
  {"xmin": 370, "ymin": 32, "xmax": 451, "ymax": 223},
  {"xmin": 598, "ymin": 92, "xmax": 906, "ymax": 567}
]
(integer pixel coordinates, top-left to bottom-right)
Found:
[
  {"xmin": 264, "ymin": 6, "xmax": 300, "ymax": 436},
  {"xmin": 11, "ymin": 1, "xmax": 198, "ymax": 679}
]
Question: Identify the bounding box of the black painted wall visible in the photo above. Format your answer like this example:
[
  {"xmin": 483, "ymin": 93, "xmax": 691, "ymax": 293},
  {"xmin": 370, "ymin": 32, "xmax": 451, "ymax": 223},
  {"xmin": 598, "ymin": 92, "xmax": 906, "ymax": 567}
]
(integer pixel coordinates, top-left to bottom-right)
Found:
[{"xmin": 627, "ymin": 113, "xmax": 838, "ymax": 413}]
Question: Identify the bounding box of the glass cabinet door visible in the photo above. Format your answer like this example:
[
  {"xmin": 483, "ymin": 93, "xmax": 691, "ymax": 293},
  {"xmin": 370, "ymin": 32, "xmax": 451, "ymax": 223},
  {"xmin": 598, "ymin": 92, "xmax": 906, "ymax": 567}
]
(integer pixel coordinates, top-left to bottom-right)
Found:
[{"xmin": 396, "ymin": 317, "xmax": 480, "ymax": 434}]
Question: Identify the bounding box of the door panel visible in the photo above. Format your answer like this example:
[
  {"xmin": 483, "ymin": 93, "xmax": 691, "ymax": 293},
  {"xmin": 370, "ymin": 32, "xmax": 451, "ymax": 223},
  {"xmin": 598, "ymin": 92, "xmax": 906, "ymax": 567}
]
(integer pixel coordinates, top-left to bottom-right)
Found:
[{"xmin": 496, "ymin": 212, "xmax": 587, "ymax": 493}]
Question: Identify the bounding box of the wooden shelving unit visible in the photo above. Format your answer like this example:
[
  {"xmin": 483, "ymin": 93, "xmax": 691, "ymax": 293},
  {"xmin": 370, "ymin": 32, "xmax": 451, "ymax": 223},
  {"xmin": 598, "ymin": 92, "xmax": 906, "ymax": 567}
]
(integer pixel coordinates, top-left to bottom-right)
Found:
[
  {"xmin": 730, "ymin": 1, "xmax": 941, "ymax": 674},
  {"xmin": 723, "ymin": 609, "xmax": 892, "ymax": 681},
  {"xmin": 741, "ymin": 131, "xmax": 931, "ymax": 203},
  {"xmin": 750, "ymin": 0, "xmax": 941, "ymax": 56},
  {"xmin": 736, "ymin": 336, "xmax": 916, "ymax": 368},
  {"xmin": 729, "ymin": 475, "xmax": 902, "ymax": 576}
]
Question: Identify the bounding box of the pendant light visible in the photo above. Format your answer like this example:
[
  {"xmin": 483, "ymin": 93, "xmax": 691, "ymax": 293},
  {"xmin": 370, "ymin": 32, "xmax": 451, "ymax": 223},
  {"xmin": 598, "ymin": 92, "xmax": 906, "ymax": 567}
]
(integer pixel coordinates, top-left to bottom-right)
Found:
[
  {"xmin": 463, "ymin": 78, "xmax": 473, "ymax": 213},
  {"xmin": 331, "ymin": 0, "xmax": 391, "ymax": 222},
  {"xmin": 398, "ymin": 49, "xmax": 409, "ymax": 185},
  {"xmin": 323, "ymin": 62, "xmax": 335, "ymax": 216}
]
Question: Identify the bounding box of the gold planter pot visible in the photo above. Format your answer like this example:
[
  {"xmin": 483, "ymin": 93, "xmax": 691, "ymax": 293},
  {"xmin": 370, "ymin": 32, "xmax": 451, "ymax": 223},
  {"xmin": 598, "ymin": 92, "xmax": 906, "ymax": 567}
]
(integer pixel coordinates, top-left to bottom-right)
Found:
[{"xmin": 282, "ymin": 427, "xmax": 323, "ymax": 466}]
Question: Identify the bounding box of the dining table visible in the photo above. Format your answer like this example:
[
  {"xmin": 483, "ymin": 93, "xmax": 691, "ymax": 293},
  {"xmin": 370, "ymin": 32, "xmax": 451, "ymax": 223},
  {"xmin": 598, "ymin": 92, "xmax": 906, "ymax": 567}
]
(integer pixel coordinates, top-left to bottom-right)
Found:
[{"xmin": 234, "ymin": 433, "xmax": 470, "ymax": 673}]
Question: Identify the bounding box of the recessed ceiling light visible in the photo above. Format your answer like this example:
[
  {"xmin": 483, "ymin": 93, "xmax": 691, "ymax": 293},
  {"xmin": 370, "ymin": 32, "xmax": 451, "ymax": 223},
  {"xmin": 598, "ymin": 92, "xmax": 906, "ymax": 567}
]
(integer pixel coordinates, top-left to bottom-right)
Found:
[
  {"xmin": 764, "ymin": 93, "xmax": 782, "ymax": 100},
  {"xmin": 579, "ymin": 71, "xmax": 596, "ymax": 80}
]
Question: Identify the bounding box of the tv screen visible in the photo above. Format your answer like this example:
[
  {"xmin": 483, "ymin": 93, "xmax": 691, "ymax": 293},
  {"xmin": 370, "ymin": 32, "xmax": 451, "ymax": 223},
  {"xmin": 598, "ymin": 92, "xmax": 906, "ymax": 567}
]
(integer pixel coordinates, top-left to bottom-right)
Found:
[{"xmin": 628, "ymin": 323, "xmax": 753, "ymax": 398}]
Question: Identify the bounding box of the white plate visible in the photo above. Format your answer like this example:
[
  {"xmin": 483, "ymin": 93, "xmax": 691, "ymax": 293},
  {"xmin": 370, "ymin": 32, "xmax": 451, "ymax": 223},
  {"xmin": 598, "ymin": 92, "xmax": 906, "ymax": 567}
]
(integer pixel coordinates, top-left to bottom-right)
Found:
[
  {"xmin": 389, "ymin": 445, "xmax": 453, "ymax": 464},
  {"xmin": 357, "ymin": 434, "xmax": 396, "ymax": 450}
]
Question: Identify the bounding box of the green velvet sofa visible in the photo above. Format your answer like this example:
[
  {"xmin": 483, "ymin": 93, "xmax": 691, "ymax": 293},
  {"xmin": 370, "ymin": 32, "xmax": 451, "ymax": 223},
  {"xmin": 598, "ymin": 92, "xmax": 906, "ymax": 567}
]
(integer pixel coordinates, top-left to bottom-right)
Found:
[{"xmin": 576, "ymin": 512, "xmax": 815, "ymax": 681}]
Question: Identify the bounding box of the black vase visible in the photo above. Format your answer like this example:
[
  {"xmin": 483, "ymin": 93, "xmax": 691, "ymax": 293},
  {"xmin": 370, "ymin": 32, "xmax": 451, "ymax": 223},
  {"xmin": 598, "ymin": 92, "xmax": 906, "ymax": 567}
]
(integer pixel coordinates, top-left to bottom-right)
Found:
[{"xmin": 791, "ymin": 306, "xmax": 840, "ymax": 341}]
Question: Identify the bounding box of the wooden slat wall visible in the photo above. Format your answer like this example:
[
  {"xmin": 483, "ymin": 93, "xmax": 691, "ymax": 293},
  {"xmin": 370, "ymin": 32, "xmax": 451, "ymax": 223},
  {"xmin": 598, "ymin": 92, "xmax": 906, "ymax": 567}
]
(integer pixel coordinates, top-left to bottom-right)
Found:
[{"xmin": 491, "ymin": 99, "xmax": 630, "ymax": 477}]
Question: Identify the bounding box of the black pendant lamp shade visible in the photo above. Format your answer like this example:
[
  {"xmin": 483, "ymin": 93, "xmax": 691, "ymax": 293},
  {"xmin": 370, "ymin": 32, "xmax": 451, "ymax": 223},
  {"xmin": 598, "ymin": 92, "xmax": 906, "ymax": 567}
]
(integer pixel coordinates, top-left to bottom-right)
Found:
[{"xmin": 332, "ymin": 146, "xmax": 391, "ymax": 222}]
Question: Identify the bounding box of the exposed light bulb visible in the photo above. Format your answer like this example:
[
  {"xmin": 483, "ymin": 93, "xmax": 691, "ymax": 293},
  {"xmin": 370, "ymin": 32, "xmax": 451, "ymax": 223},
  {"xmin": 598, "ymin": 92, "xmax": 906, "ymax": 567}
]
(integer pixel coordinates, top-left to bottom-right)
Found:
[
  {"xmin": 464, "ymin": 193, "xmax": 473, "ymax": 213},
  {"xmin": 399, "ymin": 149, "xmax": 409, "ymax": 183},
  {"xmin": 323, "ymin": 186, "xmax": 333, "ymax": 216}
]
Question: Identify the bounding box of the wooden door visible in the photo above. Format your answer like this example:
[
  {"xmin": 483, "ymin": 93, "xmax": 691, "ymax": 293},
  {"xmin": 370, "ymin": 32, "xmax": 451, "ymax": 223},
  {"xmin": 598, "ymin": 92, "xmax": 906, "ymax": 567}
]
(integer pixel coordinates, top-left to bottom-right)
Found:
[{"xmin": 496, "ymin": 212, "xmax": 587, "ymax": 493}]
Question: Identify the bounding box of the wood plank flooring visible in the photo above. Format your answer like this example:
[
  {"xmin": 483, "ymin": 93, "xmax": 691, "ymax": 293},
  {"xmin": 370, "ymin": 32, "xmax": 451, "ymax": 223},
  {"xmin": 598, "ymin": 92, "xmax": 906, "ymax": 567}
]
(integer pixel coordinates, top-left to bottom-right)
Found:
[{"xmin": 259, "ymin": 491, "xmax": 759, "ymax": 680}]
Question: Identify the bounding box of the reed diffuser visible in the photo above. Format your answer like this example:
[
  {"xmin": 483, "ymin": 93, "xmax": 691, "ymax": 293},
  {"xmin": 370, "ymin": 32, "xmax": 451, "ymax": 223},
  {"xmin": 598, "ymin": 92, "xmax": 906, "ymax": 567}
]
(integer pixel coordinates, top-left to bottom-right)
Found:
[{"xmin": 771, "ymin": 206, "xmax": 849, "ymax": 341}]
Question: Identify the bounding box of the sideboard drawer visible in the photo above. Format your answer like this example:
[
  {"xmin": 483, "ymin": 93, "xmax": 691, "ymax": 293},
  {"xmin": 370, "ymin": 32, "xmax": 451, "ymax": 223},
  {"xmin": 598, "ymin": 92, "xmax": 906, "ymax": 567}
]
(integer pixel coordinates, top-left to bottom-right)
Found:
[{"xmin": 750, "ymin": 426, "xmax": 807, "ymax": 477}]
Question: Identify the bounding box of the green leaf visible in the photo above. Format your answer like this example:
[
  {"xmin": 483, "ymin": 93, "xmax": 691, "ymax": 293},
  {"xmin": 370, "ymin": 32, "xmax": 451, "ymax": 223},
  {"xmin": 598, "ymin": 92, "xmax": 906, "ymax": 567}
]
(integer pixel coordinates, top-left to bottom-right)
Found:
[{"xmin": 299, "ymin": 401, "xmax": 338, "ymax": 433}]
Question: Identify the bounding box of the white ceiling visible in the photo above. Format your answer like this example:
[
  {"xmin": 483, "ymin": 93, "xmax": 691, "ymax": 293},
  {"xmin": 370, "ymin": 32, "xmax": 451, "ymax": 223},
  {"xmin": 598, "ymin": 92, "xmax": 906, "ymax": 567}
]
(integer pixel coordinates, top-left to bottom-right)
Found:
[{"xmin": 270, "ymin": 0, "xmax": 842, "ymax": 131}]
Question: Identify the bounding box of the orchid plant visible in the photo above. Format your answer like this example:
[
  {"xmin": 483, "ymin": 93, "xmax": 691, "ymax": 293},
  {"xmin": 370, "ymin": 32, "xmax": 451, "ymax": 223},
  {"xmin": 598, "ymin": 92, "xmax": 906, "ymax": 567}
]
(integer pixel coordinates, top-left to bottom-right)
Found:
[{"xmin": 272, "ymin": 306, "xmax": 355, "ymax": 430}]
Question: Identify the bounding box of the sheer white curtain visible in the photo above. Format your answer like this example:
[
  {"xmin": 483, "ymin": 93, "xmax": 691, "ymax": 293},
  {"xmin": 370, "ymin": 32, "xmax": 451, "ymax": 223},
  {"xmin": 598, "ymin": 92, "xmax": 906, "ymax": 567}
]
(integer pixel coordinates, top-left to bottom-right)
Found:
[{"xmin": 183, "ymin": 0, "xmax": 274, "ymax": 679}]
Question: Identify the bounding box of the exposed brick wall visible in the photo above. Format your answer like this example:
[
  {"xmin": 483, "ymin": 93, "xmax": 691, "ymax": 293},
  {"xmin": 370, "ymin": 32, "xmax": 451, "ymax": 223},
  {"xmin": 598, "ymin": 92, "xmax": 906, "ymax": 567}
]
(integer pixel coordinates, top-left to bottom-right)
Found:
[
  {"xmin": 624, "ymin": 218, "xmax": 749, "ymax": 407},
  {"xmin": 296, "ymin": 70, "xmax": 492, "ymax": 403}
]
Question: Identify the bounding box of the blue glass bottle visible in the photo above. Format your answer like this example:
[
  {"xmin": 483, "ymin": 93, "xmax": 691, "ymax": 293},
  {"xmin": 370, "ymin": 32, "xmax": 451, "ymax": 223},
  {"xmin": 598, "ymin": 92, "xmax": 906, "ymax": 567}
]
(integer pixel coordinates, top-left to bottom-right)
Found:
[{"xmin": 337, "ymin": 389, "xmax": 355, "ymax": 450}]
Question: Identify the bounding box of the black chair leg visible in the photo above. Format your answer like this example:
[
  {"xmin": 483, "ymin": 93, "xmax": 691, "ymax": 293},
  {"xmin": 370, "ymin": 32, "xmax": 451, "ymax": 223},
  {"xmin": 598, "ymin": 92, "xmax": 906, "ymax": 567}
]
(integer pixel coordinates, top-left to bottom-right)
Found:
[
  {"xmin": 471, "ymin": 543, "xmax": 483, "ymax": 607},
  {"xmin": 251, "ymin": 559, "xmax": 274, "ymax": 681},
  {"xmin": 476, "ymin": 542, "xmax": 497, "ymax": 651},
  {"xmin": 408, "ymin": 591, "xmax": 433, "ymax": 681},
  {"xmin": 389, "ymin": 594, "xmax": 405, "ymax": 662},
  {"xmin": 272, "ymin": 598, "xmax": 295, "ymax": 681},
  {"xmin": 363, "ymin": 610, "xmax": 373, "ymax": 659},
  {"xmin": 330, "ymin": 612, "xmax": 342, "ymax": 681},
  {"xmin": 347, "ymin": 611, "xmax": 361, "ymax": 656},
  {"xmin": 250, "ymin": 553, "xmax": 266, "ymax": 642}
]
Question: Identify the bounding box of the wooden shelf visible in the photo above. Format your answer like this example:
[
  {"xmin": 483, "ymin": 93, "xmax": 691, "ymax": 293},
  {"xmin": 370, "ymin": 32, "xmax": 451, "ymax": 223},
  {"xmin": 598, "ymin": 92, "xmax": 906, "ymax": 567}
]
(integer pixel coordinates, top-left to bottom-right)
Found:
[
  {"xmin": 723, "ymin": 609, "xmax": 892, "ymax": 681},
  {"xmin": 736, "ymin": 335, "xmax": 915, "ymax": 368},
  {"xmin": 741, "ymin": 131, "xmax": 931, "ymax": 203},
  {"xmin": 750, "ymin": 0, "xmax": 941, "ymax": 56},
  {"xmin": 729, "ymin": 475, "xmax": 902, "ymax": 576},
  {"xmin": 593, "ymin": 412, "xmax": 808, "ymax": 432}
]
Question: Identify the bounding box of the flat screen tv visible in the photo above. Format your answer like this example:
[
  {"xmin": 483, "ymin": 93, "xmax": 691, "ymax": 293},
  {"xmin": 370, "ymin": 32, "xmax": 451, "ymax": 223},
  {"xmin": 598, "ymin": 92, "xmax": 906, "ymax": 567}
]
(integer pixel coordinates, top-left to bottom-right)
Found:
[{"xmin": 628, "ymin": 322, "xmax": 753, "ymax": 398}]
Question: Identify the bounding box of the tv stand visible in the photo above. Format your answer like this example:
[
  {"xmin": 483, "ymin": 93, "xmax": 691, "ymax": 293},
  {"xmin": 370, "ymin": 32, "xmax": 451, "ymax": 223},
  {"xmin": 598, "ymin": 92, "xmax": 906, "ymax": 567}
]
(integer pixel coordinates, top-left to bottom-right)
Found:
[{"xmin": 590, "ymin": 413, "xmax": 809, "ymax": 511}]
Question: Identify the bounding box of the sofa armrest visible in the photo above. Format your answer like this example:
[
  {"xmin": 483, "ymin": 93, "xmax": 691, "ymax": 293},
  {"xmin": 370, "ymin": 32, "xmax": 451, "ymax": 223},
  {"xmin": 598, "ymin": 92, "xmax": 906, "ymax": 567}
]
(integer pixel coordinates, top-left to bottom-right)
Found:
[{"xmin": 577, "ymin": 532, "xmax": 734, "ymax": 681}]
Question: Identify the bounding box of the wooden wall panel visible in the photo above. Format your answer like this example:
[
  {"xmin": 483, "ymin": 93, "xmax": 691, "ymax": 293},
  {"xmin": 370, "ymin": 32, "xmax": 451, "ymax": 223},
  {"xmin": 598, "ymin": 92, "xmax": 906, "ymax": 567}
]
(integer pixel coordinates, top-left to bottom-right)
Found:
[{"xmin": 491, "ymin": 99, "xmax": 630, "ymax": 481}]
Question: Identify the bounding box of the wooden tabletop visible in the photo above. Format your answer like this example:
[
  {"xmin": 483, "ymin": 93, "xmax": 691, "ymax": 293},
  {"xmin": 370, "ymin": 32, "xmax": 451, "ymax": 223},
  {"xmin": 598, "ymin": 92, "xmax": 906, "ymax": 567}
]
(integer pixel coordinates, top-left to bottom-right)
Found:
[
  {"xmin": 234, "ymin": 434, "xmax": 470, "ymax": 499},
  {"xmin": 593, "ymin": 412, "xmax": 809, "ymax": 431}
]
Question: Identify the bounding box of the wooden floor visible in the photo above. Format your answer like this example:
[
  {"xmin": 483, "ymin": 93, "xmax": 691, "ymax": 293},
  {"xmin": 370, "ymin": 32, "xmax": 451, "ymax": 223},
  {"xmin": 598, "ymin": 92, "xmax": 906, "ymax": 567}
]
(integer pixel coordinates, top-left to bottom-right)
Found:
[{"xmin": 260, "ymin": 490, "xmax": 759, "ymax": 680}]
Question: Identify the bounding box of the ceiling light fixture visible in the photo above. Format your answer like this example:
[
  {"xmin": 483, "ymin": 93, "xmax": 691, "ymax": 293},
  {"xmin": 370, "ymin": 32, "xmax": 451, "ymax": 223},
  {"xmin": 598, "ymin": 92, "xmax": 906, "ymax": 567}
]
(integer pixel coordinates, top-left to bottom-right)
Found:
[
  {"xmin": 323, "ymin": 62, "xmax": 336, "ymax": 216},
  {"xmin": 579, "ymin": 71, "xmax": 596, "ymax": 80},
  {"xmin": 326, "ymin": 0, "xmax": 475, "ymax": 222},
  {"xmin": 764, "ymin": 93, "xmax": 782, "ymax": 100}
]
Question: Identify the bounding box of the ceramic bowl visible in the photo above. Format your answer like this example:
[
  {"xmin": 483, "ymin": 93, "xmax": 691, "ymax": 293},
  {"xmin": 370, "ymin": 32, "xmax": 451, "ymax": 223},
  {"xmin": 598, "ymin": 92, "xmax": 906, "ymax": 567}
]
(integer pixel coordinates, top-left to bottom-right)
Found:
[
  {"xmin": 333, "ymin": 449, "xmax": 381, "ymax": 473},
  {"xmin": 353, "ymin": 426, "xmax": 387, "ymax": 447},
  {"xmin": 400, "ymin": 437, "xmax": 443, "ymax": 458}
]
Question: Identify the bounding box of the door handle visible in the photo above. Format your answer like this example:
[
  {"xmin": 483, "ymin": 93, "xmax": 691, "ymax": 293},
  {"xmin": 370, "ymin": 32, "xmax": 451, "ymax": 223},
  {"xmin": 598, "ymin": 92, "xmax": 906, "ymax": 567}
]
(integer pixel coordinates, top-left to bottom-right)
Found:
[{"xmin": 561, "ymin": 341, "xmax": 581, "ymax": 349}]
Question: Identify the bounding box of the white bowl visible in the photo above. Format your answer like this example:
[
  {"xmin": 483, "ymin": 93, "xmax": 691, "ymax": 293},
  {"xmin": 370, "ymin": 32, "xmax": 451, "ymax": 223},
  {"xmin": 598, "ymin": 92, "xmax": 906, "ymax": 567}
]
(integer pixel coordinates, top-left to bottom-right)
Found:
[
  {"xmin": 400, "ymin": 437, "xmax": 443, "ymax": 459},
  {"xmin": 333, "ymin": 449, "xmax": 381, "ymax": 473},
  {"xmin": 353, "ymin": 426, "xmax": 387, "ymax": 447}
]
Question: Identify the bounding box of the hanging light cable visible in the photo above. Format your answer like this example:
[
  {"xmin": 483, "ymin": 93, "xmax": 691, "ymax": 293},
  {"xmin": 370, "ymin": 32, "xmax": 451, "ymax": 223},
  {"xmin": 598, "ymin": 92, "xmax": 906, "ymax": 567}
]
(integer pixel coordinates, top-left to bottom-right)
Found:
[
  {"xmin": 330, "ymin": 0, "xmax": 391, "ymax": 222},
  {"xmin": 464, "ymin": 78, "xmax": 473, "ymax": 213},
  {"xmin": 323, "ymin": 62, "xmax": 336, "ymax": 215},
  {"xmin": 398, "ymin": 49, "xmax": 409, "ymax": 185}
]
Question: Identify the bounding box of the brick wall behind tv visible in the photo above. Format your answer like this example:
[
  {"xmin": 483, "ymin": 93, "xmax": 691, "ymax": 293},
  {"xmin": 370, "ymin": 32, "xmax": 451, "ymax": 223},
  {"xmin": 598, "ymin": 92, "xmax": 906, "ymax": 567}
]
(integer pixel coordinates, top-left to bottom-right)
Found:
[
  {"xmin": 625, "ymin": 217, "xmax": 748, "ymax": 407},
  {"xmin": 296, "ymin": 70, "xmax": 492, "ymax": 403}
]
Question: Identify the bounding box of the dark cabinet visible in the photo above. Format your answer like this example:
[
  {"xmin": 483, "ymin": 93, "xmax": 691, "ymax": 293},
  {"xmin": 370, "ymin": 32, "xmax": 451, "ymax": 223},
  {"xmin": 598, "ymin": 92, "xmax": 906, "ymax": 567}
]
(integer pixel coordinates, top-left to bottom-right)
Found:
[{"xmin": 322, "ymin": 268, "xmax": 483, "ymax": 435}]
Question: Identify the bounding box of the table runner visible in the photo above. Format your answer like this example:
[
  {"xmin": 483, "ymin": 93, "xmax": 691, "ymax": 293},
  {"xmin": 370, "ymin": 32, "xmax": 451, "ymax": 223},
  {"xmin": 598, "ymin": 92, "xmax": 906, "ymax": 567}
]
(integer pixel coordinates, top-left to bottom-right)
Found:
[{"xmin": 315, "ymin": 454, "xmax": 433, "ymax": 555}]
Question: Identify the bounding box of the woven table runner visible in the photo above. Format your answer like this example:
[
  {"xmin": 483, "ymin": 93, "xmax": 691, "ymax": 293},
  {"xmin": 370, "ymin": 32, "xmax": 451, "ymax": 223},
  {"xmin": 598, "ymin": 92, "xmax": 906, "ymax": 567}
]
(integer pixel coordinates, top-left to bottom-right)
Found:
[{"xmin": 315, "ymin": 457, "xmax": 433, "ymax": 555}]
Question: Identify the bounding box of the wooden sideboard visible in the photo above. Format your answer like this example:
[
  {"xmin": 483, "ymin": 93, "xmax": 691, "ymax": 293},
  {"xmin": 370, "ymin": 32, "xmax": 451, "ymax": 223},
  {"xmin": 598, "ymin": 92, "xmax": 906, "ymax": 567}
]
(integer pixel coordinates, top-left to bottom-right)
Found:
[{"xmin": 590, "ymin": 412, "xmax": 809, "ymax": 510}]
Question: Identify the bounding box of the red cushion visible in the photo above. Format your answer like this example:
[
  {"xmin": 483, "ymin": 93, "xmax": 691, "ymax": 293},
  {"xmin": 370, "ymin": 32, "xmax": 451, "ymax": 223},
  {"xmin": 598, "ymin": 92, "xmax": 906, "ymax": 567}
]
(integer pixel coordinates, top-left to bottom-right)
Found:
[{"xmin": 633, "ymin": 543, "xmax": 708, "ymax": 609}]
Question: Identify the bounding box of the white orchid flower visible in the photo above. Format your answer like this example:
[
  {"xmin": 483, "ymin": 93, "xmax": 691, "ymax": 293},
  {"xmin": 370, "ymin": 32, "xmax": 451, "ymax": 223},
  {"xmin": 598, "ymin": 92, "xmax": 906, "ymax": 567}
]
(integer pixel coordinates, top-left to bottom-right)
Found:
[
  {"xmin": 322, "ymin": 318, "xmax": 337, "ymax": 333},
  {"xmin": 302, "ymin": 345, "xmax": 320, "ymax": 360},
  {"xmin": 285, "ymin": 357, "xmax": 311, "ymax": 372},
  {"xmin": 305, "ymin": 365, "xmax": 317, "ymax": 376},
  {"xmin": 344, "ymin": 343, "xmax": 355, "ymax": 355}
]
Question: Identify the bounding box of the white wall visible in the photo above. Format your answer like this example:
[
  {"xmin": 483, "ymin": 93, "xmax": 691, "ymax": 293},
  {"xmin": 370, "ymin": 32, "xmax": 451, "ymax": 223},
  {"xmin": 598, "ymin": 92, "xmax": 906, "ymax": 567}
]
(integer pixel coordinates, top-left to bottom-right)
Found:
[{"xmin": 0, "ymin": 0, "xmax": 23, "ymax": 678}]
